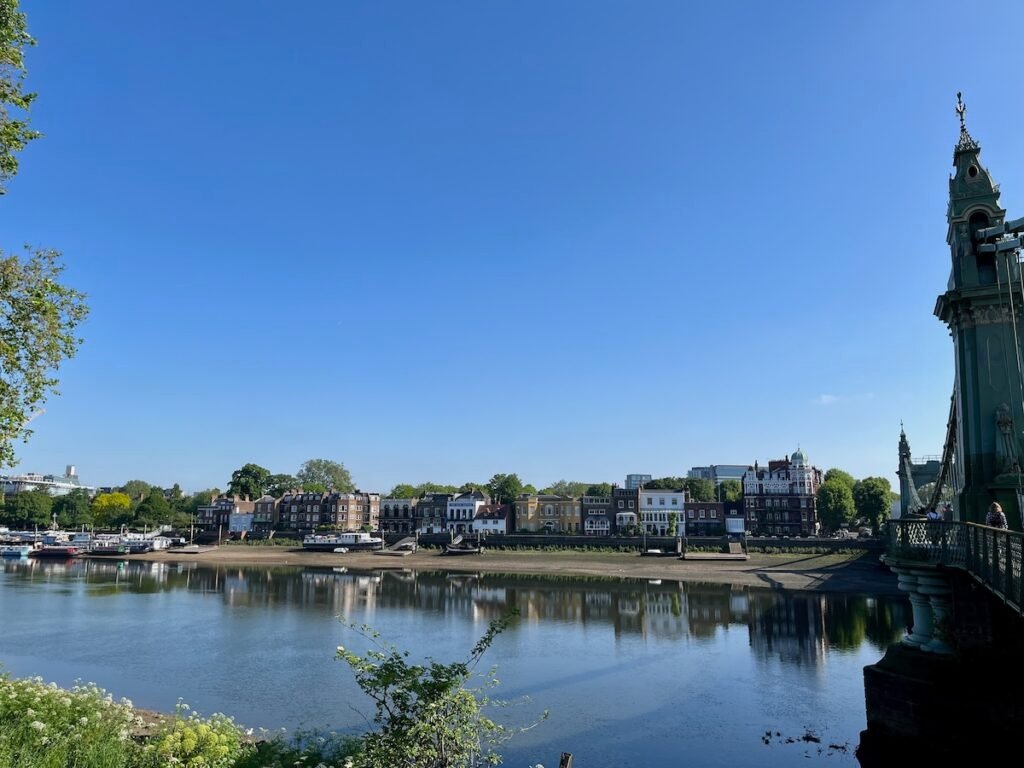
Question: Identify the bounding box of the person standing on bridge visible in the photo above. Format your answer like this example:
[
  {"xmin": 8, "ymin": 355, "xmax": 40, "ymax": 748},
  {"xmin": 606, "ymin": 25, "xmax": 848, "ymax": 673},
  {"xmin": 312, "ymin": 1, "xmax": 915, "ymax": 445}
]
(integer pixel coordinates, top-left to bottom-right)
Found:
[{"xmin": 986, "ymin": 502, "xmax": 1008, "ymax": 529}]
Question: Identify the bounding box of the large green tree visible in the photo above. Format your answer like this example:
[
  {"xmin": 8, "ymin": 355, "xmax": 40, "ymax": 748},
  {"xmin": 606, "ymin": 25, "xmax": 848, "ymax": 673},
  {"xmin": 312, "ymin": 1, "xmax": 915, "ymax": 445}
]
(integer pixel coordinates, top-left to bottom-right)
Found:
[
  {"xmin": 297, "ymin": 458, "xmax": 354, "ymax": 492},
  {"xmin": 266, "ymin": 473, "xmax": 298, "ymax": 497},
  {"xmin": 719, "ymin": 479, "xmax": 742, "ymax": 503},
  {"xmin": 824, "ymin": 468, "xmax": 856, "ymax": 492},
  {"xmin": 3, "ymin": 488, "xmax": 51, "ymax": 527},
  {"xmin": 227, "ymin": 463, "xmax": 271, "ymax": 500},
  {"xmin": 683, "ymin": 478, "xmax": 716, "ymax": 502},
  {"xmin": 118, "ymin": 479, "xmax": 151, "ymax": 503},
  {"xmin": 644, "ymin": 477, "xmax": 686, "ymax": 490},
  {"xmin": 52, "ymin": 488, "xmax": 91, "ymax": 528},
  {"xmin": 585, "ymin": 482, "xmax": 613, "ymax": 497},
  {"xmin": 0, "ymin": 0, "xmax": 39, "ymax": 191},
  {"xmin": 817, "ymin": 479, "xmax": 856, "ymax": 532},
  {"xmin": 0, "ymin": 5, "xmax": 87, "ymax": 467},
  {"xmin": 134, "ymin": 488, "xmax": 172, "ymax": 527},
  {"xmin": 387, "ymin": 483, "xmax": 418, "ymax": 499},
  {"xmin": 413, "ymin": 482, "xmax": 458, "ymax": 496},
  {"xmin": 853, "ymin": 476, "xmax": 893, "ymax": 533},
  {"xmin": 486, "ymin": 473, "xmax": 523, "ymax": 505},
  {"xmin": 90, "ymin": 492, "xmax": 133, "ymax": 528}
]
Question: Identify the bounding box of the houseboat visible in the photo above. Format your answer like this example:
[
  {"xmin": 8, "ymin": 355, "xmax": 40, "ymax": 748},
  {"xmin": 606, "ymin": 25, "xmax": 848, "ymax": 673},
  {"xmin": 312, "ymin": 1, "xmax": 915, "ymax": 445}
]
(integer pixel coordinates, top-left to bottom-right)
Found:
[
  {"xmin": 0, "ymin": 542, "xmax": 39, "ymax": 558},
  {"xmin": 302, "ymin": 531, "xmax": 383, "ymax": 552},
  {"xmin": 29, "ymin": 544, "xmax": 79, "ymax": 559}
]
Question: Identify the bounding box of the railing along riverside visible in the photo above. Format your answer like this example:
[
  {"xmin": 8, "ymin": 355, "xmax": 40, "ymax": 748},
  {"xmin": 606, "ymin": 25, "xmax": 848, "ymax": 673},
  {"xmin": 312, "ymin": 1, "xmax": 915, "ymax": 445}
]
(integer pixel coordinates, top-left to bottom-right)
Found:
[{"xmin": 886, "ymin": 519, "xmax": 1023, "ymax": 615}]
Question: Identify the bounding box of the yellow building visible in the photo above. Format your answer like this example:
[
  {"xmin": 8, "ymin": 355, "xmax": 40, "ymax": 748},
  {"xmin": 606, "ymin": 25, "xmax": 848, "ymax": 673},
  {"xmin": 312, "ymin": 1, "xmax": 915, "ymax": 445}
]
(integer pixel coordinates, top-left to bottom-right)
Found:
[{"xmin": 514, "ymin": 495, "xmax": 581, "ymax": 533}]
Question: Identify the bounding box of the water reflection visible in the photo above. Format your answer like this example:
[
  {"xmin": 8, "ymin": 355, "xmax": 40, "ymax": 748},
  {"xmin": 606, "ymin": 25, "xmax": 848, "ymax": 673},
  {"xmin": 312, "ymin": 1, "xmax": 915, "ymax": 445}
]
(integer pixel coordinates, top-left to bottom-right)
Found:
[{"xmin": 0, "ymin": 559, "xmax": 908, "ymax": 657}]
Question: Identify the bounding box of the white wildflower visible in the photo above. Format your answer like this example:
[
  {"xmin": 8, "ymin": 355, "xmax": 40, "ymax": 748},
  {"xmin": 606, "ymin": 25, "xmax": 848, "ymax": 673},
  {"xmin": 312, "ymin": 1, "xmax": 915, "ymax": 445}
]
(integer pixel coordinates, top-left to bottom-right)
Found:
[{"xmin": 29, "ymin": 720, "xmax": 45, "ymax": 731}]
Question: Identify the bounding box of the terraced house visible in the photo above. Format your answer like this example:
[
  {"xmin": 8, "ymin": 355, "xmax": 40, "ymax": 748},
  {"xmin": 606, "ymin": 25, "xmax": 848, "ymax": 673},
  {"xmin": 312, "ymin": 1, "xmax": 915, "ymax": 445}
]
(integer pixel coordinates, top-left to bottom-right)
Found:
[
  {"xmin": 514, "ymin": 494, "xmax": 581, "ymax": 532},
  {"xmin": 380, "ymin": 497, "xmax": 417, "ymax": 534}
]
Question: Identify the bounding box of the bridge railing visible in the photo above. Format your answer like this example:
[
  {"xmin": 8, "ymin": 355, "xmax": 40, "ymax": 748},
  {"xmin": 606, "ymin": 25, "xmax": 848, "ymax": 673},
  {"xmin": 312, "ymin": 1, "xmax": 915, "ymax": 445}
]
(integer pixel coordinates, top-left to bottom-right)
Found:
[{"xmin": 886, "ymin": 520, "xmax": 1023, "ymax": 613}]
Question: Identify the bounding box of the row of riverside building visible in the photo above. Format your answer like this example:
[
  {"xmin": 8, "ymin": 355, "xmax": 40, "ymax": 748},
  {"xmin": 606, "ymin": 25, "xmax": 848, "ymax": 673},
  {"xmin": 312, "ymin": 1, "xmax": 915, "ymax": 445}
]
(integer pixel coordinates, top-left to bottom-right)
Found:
[{"xmin": 194, "ymin": 449, "xmax": 824, "ymax": 538}]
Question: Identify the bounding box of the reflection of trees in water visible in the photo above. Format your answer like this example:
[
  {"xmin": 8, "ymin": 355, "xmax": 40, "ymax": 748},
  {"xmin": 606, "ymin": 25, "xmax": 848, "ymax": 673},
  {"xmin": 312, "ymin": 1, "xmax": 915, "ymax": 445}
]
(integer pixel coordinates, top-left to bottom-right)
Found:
[{"xmin": 2, "ymin": 562, "xmax": 907, "ymax": 656}]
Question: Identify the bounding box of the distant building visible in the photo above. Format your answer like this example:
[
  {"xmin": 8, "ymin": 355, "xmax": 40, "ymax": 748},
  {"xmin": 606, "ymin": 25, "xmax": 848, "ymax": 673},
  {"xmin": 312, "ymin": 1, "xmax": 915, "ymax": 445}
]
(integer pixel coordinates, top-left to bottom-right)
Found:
[
  {"xmin": 625, "ymin": 474, "xmax": 652, "ymax": 490},
  {"xmin": 684, "ymin": 501, "xmax": 725, "ymax": 536},
  {"xmin": 197, "ymin": 496, "xmax": 256, "ymax": 530},
  {"xmin": 274, "ymin": 491, "xmax": 379, "ymax": 533},
  {"xmin": 252, "ymin": 495, "xmax": 277, "ymax": 534},
  {"xmin": 742, "ymin": 450, "xmax": 823, "ymax": 536},
  {"xmin": 514, "ymin": 495, "xmax": 581, "ymax": 533},
  {"xmin": 612, "ymin": 486, "xmax": 639, "ymax": 531},
  {"xmin": 473, "ymin": 503, "xmax": 511, "ymax": 535},
  {"xmin": 380, "ymin": 498, "xmax": 418, "ymax": 534},
  {"xmin": 688, "ymin": 465, "xmax": 748, "ymax": 485},
  {"xmin": 639, "ymin": 489, "xmax": 686, "ymax": 535},
  {"xmin": 1, "ymin": 465, "xmax": 95, "ymax": 497},
  {"xmin": 581, "ymin": 495, "xmax": 613, "ymax": 536}
]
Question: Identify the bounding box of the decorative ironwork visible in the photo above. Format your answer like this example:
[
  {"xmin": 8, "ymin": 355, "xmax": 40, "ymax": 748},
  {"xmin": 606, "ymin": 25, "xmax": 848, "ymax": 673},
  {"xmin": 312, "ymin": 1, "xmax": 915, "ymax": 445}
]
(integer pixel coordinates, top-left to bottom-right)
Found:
[
  {"xmin": 955, "ymin": 91, "xmax": 980, "ymax": 156},
  {"xmin": 887, "ymin": 519, "xmax": 1023, "ymax": 615}
]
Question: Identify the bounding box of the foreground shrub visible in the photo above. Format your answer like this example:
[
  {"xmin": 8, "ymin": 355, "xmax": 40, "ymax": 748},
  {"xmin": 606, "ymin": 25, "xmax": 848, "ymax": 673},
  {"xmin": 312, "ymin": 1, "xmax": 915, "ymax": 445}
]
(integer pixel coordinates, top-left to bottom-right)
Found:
[{"xmin": 0, "ymin": 672, "xmax": 139, "ymax": 768}]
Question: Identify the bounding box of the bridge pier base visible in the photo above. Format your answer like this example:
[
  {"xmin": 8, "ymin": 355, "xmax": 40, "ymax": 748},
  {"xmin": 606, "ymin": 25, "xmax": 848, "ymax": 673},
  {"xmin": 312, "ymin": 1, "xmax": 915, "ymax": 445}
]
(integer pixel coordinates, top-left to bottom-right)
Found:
[{"xmin": 859, "ymin": 558, "xmax": 1024, "ymax": 764}]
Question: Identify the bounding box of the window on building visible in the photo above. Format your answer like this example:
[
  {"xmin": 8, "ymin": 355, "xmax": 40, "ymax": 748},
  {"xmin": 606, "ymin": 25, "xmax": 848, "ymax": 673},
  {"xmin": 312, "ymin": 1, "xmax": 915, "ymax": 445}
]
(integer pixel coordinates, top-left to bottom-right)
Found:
[
  {"xmin": 628, "ymin": 501, "xmax": 634, "ymax": 508},
  {"xmin": 699, "ymin": 509, "xmax": 706, "ymax": 519},
  {"xmin": 688, "ymin": 510, "xmax": 694, "ymax": 519},
  {"xmin": 710, "ymin": 510, "xmax": 717, "ymax": 519},
  {"xmin": 647, "ymin": 497, "xmax": 653, "ymax": 505},
  {"xmin": 671, "ymin": 498, "xmax": 678, "ymax": 505}
]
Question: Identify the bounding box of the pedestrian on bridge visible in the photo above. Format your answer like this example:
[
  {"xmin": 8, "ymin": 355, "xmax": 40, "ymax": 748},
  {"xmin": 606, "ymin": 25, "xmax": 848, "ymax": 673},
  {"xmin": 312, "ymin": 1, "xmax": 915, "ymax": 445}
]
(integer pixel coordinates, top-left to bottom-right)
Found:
[{"xmin": 986, "ymin": 502, "xmax": 1008, "ymax": 529}]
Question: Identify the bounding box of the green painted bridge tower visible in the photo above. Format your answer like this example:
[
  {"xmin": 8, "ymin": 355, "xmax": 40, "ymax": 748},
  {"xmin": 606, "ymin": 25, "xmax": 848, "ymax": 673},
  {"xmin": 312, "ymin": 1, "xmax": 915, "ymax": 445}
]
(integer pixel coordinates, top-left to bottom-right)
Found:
[{"xmin": 934, "ymin": 95, "xmax": 1024, "ymax": 529}]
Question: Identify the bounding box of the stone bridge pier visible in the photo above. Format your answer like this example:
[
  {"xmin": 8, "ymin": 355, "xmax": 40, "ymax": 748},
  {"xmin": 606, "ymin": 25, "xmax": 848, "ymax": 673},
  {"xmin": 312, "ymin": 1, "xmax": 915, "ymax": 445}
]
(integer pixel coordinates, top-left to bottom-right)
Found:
[{"xmin": 858, "ymin": 556, "xmax": 1024, "ymax": 764}]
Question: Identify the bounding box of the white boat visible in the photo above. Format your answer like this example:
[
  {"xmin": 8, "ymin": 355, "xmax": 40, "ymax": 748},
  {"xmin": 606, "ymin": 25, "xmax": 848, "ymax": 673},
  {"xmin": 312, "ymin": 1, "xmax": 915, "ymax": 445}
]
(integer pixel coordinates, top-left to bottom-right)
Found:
[{"xmin": 303, "ymin": 532, "xmax": 383, "ymax": 552}]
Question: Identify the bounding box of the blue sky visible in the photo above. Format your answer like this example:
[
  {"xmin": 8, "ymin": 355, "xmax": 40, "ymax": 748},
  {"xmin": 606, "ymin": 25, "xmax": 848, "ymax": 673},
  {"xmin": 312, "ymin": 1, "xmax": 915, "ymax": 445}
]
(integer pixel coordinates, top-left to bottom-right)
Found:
[{"xmin": 4, "ymin": 1, "xmax": 1024, "ymax": 492}]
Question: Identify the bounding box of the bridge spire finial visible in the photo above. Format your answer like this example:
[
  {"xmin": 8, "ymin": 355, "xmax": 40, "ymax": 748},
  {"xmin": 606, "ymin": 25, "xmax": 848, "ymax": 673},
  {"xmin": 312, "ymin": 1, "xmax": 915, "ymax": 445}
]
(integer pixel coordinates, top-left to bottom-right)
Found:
[{"xmin": 954, "ymin": 91, "xmax": 979, "ymax": 157}]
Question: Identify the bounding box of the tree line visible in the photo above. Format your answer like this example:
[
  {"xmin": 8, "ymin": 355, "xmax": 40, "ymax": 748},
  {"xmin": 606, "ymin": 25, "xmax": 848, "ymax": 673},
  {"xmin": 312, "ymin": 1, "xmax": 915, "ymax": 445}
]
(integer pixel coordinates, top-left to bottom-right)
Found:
[
  {"xmin": 0, "ymin": 458, "xmax": 354, "ymax": 530},
  {"xmin": 815, "ymin": 469, "xmax": 896, "ymax": 533}
]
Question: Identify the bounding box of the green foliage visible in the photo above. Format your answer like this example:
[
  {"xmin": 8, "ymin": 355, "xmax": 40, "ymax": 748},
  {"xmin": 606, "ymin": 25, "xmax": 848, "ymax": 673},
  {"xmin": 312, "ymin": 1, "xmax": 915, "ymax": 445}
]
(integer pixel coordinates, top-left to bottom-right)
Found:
[
  {"xmin": 413, "ymin": 482, "xmax": 458, "ymax": 496},
  {"xmin": 135, "ymin": 489, "xmax": 172, "ymax": 527},
  {"xmin": 227, "ymin": 464, "xmax": 271, "ymax": 500},
  {"xmin": 0, "ymin": 248, "xmax": 88, "ymax": 468},
  {"xmin": 2, "ymin": 488, "xmax": 52, "ymax": 527},
  {"xmin": 52, "ymin": 487, "xmax": 91, "ymax": 527},
  {"xmin": 644, "ymin": 476, "xmax": 686, "ymax": 491},
  {"xmin": 539, "ymin": 479, "xmax": 589, "ymax": 497},
  {"xmin": 296, "ymin": 458, "xmax": 354, "ymax": 493},
  {"xmin": 585, "ymin": 483, "xmax": 612, "ymax": 497},
  {"xmin": 91, "ymin": 492, "xmax": 133, "ymax": 528},
  {"xmin": 817, "ymin": 479, "xmax": 856, "ymax": 532},
  {"xmin": 266, "ymin": 474, "xmax": 297, "ymax": 497},
  {"xmin": 824, "ymin": 468, "xmax": 856, "ymax": 492},
  {"xmin": 668, "ymin": 511, "xmax": 678, "ymax": 536},
  {"xmin": 119, "ymin": 480, "xmax": 152, "ymax": 503},
  {"xmin": 719, "ymin": 479, "xmax": 742, "ymax": 503},
  {"xmin": 0, "ymin": 672, "xmax": 139, "ymax": 768},
  {"xmin": 852, "ymin": 476, "xmax": 892, "ymax": 533},
  {"xmin": 486, "ymin": 473, "xmax": 523, "ymax": 505},
  {"xmin": 337, "ymin": 611, "xmax": 543, "ymax": 768},
  {"xmin": 301, "ymin": 481, "xmax": 327, "ymax": 494},
  {"xmin": 521, "ymin": 484, "xmax": 537, "ymax": 496},
  {"xmin": 387, "ymin": 483, "xmax": 418, "ymax": 499},
  {"xmin": 683, "ymin": 478, "xmax": 716, "ymax": 502},
  {"xmin": 138, "ymin": 704, "xmax": 244, "ymax": 768},
  {"xmin": 0, "ymin": 0, "xmax": 41, "ymax": 192}
]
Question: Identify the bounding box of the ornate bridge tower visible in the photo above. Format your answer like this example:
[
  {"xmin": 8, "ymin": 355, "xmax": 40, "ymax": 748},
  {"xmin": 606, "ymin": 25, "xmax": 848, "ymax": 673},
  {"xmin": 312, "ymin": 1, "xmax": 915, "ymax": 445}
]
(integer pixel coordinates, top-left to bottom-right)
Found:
[{"xmin": 934, "ymin": 95, "xmax": 1024, "ymax": 528}]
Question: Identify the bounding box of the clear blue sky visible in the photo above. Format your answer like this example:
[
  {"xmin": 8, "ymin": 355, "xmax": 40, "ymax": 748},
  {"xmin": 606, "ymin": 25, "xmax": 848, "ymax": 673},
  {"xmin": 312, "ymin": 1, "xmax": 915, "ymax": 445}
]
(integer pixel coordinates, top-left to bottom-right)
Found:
[{"xmin": 5, "ymin": 1, "xmax": 1024, "ymax": 493}]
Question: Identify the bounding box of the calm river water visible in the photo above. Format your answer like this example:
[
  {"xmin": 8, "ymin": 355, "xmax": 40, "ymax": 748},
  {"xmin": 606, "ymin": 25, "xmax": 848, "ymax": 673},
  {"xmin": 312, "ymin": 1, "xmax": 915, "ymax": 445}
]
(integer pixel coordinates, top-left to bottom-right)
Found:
[{"xmin": 0, "ymin": 559, "xmax": 907, "ymax": 767}]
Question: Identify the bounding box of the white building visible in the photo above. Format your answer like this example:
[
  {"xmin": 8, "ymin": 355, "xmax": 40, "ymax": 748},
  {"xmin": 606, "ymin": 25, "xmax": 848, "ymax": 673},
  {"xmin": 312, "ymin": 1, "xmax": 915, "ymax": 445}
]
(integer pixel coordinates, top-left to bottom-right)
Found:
[
  {"xmin": 1, "ymin": 465, "xmax": 95, "ymax": 497},
  {"xmin": 742, "ymin": 449, "xmax": 823, "ymax": 536},
  {"xmin": 447, "ymin": 490, "xmax": 487, "ymax": 533},
  {"xmin": 639, "ymin": 490, "xmax": 686, "ymax": 535},
  {"xmin": 473, "ymin": 504, "xmax": 510, "ymax": 535}
]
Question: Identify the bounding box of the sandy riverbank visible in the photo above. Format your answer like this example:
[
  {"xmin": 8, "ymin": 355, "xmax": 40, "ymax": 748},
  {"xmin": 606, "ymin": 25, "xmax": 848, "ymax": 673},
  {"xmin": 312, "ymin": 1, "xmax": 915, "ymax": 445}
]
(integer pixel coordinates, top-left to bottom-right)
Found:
[{"xmin": 118, "ymin": 546, "xmax": 901, "ymax": 595}]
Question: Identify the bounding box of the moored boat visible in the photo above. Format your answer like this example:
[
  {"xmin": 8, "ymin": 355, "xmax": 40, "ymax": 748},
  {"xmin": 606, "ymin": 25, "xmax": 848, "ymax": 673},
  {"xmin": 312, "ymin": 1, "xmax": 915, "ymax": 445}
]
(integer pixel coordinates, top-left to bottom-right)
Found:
[
  {"xmin": 302, "ymin": 532, "xmax": 383, "ymax": 552},
  {"xmin": 443, "ymin": 544, "xmax": 482, "ymax": 555},
  {"xmin": 0, "ymin": 543, "xmax": 37, "ymax": 558},
  {"xmin": 29, "ymin": 545, "xmax": 79, "ymax": 559}
]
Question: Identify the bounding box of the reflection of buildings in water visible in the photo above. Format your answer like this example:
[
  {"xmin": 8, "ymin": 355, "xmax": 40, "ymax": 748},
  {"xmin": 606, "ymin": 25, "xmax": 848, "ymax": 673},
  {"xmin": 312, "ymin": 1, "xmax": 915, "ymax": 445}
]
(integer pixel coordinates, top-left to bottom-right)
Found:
[
  {"xmin": 682, "ymin": 583, "xmax": 736, "ymax": 639},
  {"xmin": 746, "ymin": 592, "xmax": 827, "ymax": 667},
  {"xmin": 640, "ymin": 587, "xmax": 689, "ymax": 640}
]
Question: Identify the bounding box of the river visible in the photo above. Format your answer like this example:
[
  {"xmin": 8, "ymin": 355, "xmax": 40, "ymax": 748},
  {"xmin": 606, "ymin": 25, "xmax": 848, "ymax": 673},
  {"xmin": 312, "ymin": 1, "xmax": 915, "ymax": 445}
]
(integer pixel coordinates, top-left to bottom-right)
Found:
[{"xmin": 0, "ymin": 558, "xmax": 907, "ymax": 767}]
